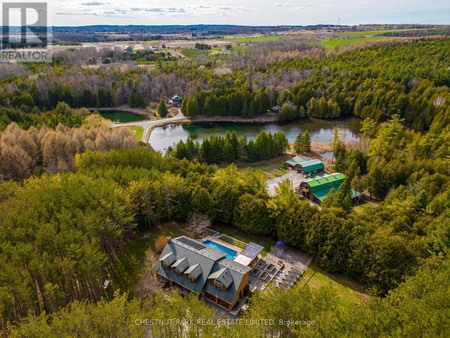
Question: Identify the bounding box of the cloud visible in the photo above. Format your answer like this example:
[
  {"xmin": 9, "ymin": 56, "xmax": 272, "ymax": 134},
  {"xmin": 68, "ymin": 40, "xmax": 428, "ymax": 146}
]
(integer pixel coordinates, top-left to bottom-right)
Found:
[
  {"xmin": 129, "ymin": 7, "xmax": 185, "ymax": 13},
  {"xmin": 81, "ymin": 1, "xmax": 108, "ymax": 5},
  {"xmin": 275, "ymin": 3, "xmax": 291, "ymax": 7}
]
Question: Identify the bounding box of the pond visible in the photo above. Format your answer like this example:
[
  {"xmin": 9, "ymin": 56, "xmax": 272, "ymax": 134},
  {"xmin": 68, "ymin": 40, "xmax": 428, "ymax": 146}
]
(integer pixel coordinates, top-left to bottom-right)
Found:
[
  {"xmin": 149, "ymin": 117, "xmax": 361, "ymax": 153},
  {"xmin": 99, "ymin": 111, "xmax": 148, "ymax": 123}
]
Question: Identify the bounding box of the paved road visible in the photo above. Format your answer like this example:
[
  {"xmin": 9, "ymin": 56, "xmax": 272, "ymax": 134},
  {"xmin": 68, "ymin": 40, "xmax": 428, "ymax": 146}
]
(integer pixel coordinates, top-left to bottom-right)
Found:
[{"xmin": 112, "ymin": 109, "xmax": 186, "ymax": 142}]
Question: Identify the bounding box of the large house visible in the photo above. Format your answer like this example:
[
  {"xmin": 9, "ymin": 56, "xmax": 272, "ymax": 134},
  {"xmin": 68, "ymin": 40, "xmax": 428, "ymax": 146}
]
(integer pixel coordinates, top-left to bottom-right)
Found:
[
  {"xmin": 155, "ymin": 236, "xmax": 252, "ymax": 311},
  {"xmin": 299, "ymin": 173, "xmax": 361, "ymax": 205}
]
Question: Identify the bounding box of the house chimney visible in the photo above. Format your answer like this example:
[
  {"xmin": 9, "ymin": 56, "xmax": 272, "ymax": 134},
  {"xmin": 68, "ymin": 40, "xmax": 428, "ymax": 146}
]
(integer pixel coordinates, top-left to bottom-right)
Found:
[{"xmin": 167, "ymin": 236, "xmax": 172, "ymax": 243}]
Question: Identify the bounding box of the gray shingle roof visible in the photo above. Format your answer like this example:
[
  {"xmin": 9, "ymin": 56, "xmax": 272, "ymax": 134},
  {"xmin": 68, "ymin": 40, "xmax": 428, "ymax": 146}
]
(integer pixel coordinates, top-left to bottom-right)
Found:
[
  {"xmin": 184, "ymin": 264, "xmax": 202, "ymax": 280},
  {"xmin": 204, "ymin": 258, "xmax": 251, "ymax": 304},
  {"xmin": 159, "ymin": 252, "xmax": 176, "ymax": 266},
  {"xmin": 155, "ymin": 236, "xmax": 251, "ymax": 305},
  {"xmin": 208, "ymin": 268, "xmax": 233, "ymax": 288},
  {"xmin": 172, "ymin": 257, "xmax": 189, "ymax": 273}
]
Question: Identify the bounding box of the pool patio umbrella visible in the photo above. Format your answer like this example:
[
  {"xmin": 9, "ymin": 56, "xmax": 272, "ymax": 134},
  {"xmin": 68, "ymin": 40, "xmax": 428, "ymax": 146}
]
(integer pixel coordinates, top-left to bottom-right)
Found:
[{"xmin": 276, "ymin": 241, "xmax": 285, "ymax": 247}]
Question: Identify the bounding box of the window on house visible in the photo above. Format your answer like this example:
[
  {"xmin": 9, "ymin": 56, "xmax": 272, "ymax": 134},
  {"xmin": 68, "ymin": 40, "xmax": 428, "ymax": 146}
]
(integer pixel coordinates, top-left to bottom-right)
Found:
[
  {"xmin": 161, "ymin": 262, "xmax": 170, "ymax": 269},
  {"xmin": 174, "ymin": 268, "xmax": 183, "ymax": 275},
  {"xmin": 187, "ymin": 275, "xmax": 196, "ymax": 283},
  {"xmin": 214, "ymin": 280, "xmax": 223, "ymax": 289}
]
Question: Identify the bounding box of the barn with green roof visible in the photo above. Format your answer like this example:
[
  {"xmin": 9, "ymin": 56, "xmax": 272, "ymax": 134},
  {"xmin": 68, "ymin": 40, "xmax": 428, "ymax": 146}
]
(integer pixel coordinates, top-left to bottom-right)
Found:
[
  {"xmin": 286, "ymin": 156, "xmax": 308, "ymax": 170},
  {"xmin": 286, "ymin": 156, "xmax": 325, "ymax": 176},
  {"xmin": 297, "ymin": 159, "xmax": 325, "ymax": 176},
  {"xmin": 299, "ymin": 173, "xmax": 360, "ymax": 205}
]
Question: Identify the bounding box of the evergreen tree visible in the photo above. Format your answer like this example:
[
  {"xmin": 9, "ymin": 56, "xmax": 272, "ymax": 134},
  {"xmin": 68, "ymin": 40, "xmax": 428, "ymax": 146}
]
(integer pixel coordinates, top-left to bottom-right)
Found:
[
  {"xmin": 238, "ymin": 135, "xmax": 247, "ymax": 159},
  {"xmin": 247, "ymin": 102, "xmax": 256, "ymax": 118},
  {"xmin": 233, "ymin": 193, "xmax": 273, "ymax": 235},
  {"xmin": 203, "ymin": 95, "xmax": 217, "ymax": 116},
  {"xmin": 301, "ymin": 131, "xmax": 311, "ymax": 152},
  {"xmin": 278, "ymin": 102, "xmax": 298, "ymax": 121},
  {"xmin": 191, "ymin": 187, "xmax": 214, "ymax": 218},
  {"xmin": 321, "ymin": 188, "xmax": 336, "ymax": 208},
  {"xmin": 241, "ymin": 99, "xmax": 249, "ymax": 118},
  {"xmin": 334, "ymin": 142, "xmax": 347, "ymax": 172},
  {"xmin": 186, "ymin": 97, "xmax": 199, "ymax": 117},
  {"xmin": 294, "ymin": 131, "xmax": 303, "ymax": 153},
  {"xmin": 334, "ymin": 179, "xmax": 353, "ymax": 212},
  {"xmin": 156, "ymin": 99, "xmax": 168, "ymax": 118},
  {"xmin": 181, "ymin": 97, "xmax": 188, "ymax": 115},
  {"xmin": 223, "ymin": 139, "xmax": 235, "ymax": 163}
]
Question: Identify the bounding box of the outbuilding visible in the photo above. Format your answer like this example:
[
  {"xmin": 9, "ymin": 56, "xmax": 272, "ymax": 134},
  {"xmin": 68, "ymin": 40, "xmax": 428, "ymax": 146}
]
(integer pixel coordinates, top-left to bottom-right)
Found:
[
  {"xmin": 171, "ymin": 94, "xmax": 183, "ymax": 104},
  {"xmin": 299, "ymin": 173, "xmax": 361, "ymax": 205},
  {"xmin": 297, "ymin": 159, "xmax": 325, "ymax": 176},
  {"xmin": 285, "ymin": 156, "xmax": 309, "ymax": 170}
]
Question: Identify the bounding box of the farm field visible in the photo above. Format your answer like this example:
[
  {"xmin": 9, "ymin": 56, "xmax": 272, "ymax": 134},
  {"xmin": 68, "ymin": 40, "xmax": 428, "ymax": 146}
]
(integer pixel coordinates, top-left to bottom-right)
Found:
[{"xmin": 321, "ymin": 36, "xmax": 387, "ymax": 48}]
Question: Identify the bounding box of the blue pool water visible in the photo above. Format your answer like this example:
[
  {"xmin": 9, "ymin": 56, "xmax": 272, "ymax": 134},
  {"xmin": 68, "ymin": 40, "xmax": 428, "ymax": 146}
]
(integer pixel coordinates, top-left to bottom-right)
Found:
[{"xmin": 203, "ymin": 240, "xmax": 237, "ymax": 260}]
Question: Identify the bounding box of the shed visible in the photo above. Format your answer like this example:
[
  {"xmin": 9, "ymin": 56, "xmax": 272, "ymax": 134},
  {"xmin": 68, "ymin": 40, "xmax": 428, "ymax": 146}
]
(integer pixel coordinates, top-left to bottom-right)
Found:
[
  {"xmin": 298, "ymin": 159, "xmax": 325, "ymax": 176},
  {"xmin": 286, "ymin": 156, "xmax": 309, "ymax": 170},
  {"xmin": 172, "ymin": 94, "xmax": 183, "ymax": 104}
]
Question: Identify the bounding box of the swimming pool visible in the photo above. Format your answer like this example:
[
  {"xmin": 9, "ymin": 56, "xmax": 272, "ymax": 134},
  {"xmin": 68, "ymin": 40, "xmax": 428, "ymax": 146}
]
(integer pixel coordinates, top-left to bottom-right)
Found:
[{"xmin": 203, "ymin": 240, "xmax": 237, "ymax": 260}]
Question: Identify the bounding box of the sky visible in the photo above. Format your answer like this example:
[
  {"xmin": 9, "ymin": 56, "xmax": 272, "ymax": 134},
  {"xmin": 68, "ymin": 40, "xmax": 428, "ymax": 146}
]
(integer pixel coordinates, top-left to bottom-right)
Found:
[{"xmin": 14, "ymin": 0, "xmax": 450, "ymax": 26}]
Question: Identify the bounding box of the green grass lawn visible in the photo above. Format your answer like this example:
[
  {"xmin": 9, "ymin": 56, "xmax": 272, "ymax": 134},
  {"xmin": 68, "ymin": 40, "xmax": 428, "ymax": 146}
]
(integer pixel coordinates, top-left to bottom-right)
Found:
[
  {"xmin": 321, "ymin": 37, "xmax": 387, "ymax": 49},
  {"xmin": 212, "ymin": 224, "xmax": 273, "ymax": 256},
  {"xmin": 128, "ymin": 126, "xmax": 144, "ymax": 141},
  {"xmin": 220, "ymin": 235, "xmax": 247, "ymax": 249},
  {"xmin": 236, "ymin": 155, "xmax": 290, "ymax": 179},
  {"xmin": 300, "ymin": 262, "xmax": 369, "ymax": 308},
  {"xmin": 110, "ymin": 222, "xmax": 189, "ymax": 297},
  {"xmin": 181, "ymin": 48, "xmax": 210, "ymax": 58}
]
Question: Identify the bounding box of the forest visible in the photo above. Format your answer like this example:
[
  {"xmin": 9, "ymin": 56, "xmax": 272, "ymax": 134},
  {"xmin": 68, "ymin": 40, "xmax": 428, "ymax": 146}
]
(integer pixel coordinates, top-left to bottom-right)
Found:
[
  {"xmin": 0, "ymin": 39, "xmax": 448, "ymax": 132},
  {"xmin": 0, "ymin": 36, "xmax": 448, "ymax": 335}
]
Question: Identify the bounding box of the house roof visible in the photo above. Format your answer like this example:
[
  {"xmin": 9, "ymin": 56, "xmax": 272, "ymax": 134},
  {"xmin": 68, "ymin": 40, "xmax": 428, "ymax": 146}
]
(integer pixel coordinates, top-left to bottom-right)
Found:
[
  {"xmin": 300, "ymin": 159, "xmax": 325, "ymax": 173},
  {"xmin": 155, "ymin": 236, "xmax": 250, "ymax": 303},
  {"xmin": 159, "ymin": 252, "xmax": 176, "ymax": 266},
  {"xmin": 184, "ymin": 264, "xmax": 202, "ymax": 279},
  {"xmin": 172, "ymin": 94, "xmax": 183, "ymax": 100},
  {"xmin": 172, "ymin": 257, "xmax": 189, "ymax": 273},
  {"xmin": 286, "ymin": 156, "xmax": 309, "ymax": 167},
  {"xmin": 208, "ymin": 268, "xmax": 234, "ymax": 288},
  {"xmin": 304, "ymin": 173, "xmax": 346, "ymax": 201},
  {"xmin": 204, "ymin": 258, "xmax": 251, "ymax": 304}
]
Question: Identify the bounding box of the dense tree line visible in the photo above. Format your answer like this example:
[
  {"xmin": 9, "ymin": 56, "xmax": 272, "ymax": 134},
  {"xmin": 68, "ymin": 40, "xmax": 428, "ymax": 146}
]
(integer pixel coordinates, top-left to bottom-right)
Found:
[
  {"xmin": 181, "ymin": 87, "xmax": 271, "ymax": 118},
  {"xmin": 171, "ymin": 130, "xmax": 289, "ymax": 164},
  {"xmin": 0, "ymin": 113, "xmax": 137, "ymax": 180},
  {"xmin": 0, "ymin": 101, "xmax": 86, "ymax": 131}
]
